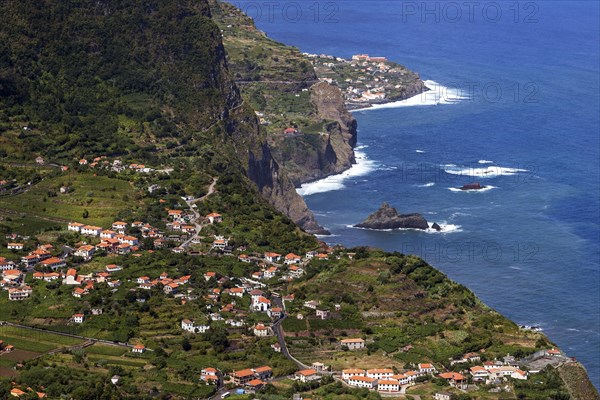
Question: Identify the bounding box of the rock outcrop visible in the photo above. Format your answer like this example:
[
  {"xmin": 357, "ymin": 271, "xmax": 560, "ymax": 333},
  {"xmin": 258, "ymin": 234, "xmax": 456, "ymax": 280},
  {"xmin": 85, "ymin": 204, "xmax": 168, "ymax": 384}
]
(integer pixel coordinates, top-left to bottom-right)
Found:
[{"xmin": 355, "ymin": 203, "xmax": 431, "ymax": 230}]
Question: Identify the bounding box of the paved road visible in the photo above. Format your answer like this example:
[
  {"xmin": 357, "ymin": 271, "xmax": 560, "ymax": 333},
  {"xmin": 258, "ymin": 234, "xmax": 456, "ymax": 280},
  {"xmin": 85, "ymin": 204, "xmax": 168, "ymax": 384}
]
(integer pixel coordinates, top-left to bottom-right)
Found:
[
  {"xmin": 271, "ymin": 296, "xmax": 310, "ymax": 370},
  {"xmin": 181, "ymin": 177, "xmax": 218, "ymax": 249}
]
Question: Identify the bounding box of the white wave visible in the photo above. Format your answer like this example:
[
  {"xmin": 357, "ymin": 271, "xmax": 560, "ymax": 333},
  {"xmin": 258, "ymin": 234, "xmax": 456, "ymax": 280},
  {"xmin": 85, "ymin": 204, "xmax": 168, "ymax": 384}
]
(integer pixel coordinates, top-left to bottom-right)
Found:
[
  {"xmin": 353, "ymin": 80, "xmax": 470, "ymax": 111},
  {"xmin": 348, "ymin": 222, "xmax": 461, "ymax": 234},
  {"xmin": 444, "ymin": 165, "xmax": 527, "ymax": 178},
  {"xmin": 355, "ymin": 144, "xmax": 369, "ymax": 150},
  {"xmin": 426, "ymin": 222, "xmax": 462, "ymax": 234},
  {"xmin": 478, "ymin": 159, "xmax": 494, "ymax": 164},
  {"xmin": 415, "ymin": 182, "xmax": 435, "ymax": 188},
  {"xmin": 296, "ymin": 149, "xmax": 377, "ymax": 196},
  {"xmin": 416, "ymin": 149, "xmax": 426, "ymax": 153},
  {"xmin": 448, "ymin": 185, "xmax": 497, "ymax": 192}
]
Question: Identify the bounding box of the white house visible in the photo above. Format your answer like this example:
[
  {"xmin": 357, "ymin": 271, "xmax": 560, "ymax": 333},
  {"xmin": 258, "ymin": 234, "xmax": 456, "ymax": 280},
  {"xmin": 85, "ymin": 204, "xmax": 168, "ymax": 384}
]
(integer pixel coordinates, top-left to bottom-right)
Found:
[
  {"xmin": 201, "ymin": 368, "xmax": 220, "ymax": 384},
  {"xmin": 264, "ymin": 252, "xmax": 281, "ymax": 263},
  {"xmin": 81, "ymin": 225, "xmax": 102, "ymax": 236},
  {"xmin": 295, "ymin": 369, "xmax": 320, "ymax": 383},
  {"xmin": 377, "ymin": 379, "xmax": 400, "ymax": 392},
  {"xmin": 342, "ymin": 369, "xmax": 365, "ymax": 381},
  {"xmin": 366, "ymin": 369, "xmax": 394, "ymax": 380},
  {"xmin": 284, "ymin": 253, "xmax": 302, "ymax": 265},
  {"xmin": 72, "ymin": 314, "xmax": 85, "ymax": 324},
  {"xmin": 7, "ymin": 243, "xmax": 23, "ymax": 250},
  {"xmin": 68, "ymin": 222, "xmax": 84, "ymax": 232},
  {"xmin": 206, "ymin": 213, "xmax": 222, "ymax": 224},
  {"xmin": 131, "ymin": 345, "xmax": 145, "ymax": 353},
  {"xmin": 100, "ymin": 230, "xmax": 117, "ymax": 239},
  {"xmin": 418, "ymin": 363, "xmax": 437, "ymax": 374},
  {"xmin": 253, "ymin": 324, "xmax": 271, "ymax": 337},
  {"xmin": 340, "ymin": 338, "xmax": 365, "ymax": 350},
  {"xmin": 252, "ymin": 296, "xmax": 271, "ymax": 312},
  {"xmin": 347, "ymin": 375, "xmax": 377, "ymax": 389}
]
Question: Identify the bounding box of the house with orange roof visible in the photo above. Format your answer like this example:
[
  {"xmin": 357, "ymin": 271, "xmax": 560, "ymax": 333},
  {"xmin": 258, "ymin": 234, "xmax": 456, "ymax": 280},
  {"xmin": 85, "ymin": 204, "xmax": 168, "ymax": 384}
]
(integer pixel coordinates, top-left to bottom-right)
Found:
[
  {"xmin": 377, "ymin": 379, "xmax": 401, "ymax": 392},
  {"xmin": 232, "ymin": 369, "xmax": 256, "ymax": 385},
  {"xmin": 295, "ymin": 369, "xmax": 320, "ymax": 383},
  {"xmin": 105, "ymin": 264, "xmax": 122, "ymax": 273},
  {"xmin": 100, "ymin": 230, "xmax": 117, "ymax": 239},
  {"xmin": 10, "ymin": 388, "xmax": 27, "ymax": 397},
  {"xmin": 72, "ymin": 287, "xmax": 88, "ymax": 298},
  {"xmin": 340, "ymin": 338, "xmax": 365, "ymax": 350},
  {"xmin": 245, "ymin": 379, "xmax": 265, "ymax": 391},
  {"xmin": 252, "ymin": 296, "xmax": 271, "ymax": 312},
  {"xmin": 201, "ymin": 367, "xmax": 220, "ymax": 384},
  {"xmin": 68, "ymin": 222, "xmax": 85, "ymax": 232},
  {"xmin": 228, "ymin": 287, "xmax": 245, "ymax": 297},
  {"xmin": 342, "ymin": 369, "xmax": 366, "ymax": 380},
  {"xmin": 212, "ymin": 238, "xmax": 228, "ymax": 250},
  {"xmin": 131, "ymin": 344, "xmax": 145, "ymax": 353},
  {"xmin": 7, "ymin": 243, "xmax": 24, "ymax": 250},
  {"xmin": 81, "ymin": 225, "xmax": 102, "ymax": 236},
  {"xmin": 253, "ymin": 324, "xmax": 272, "ymax": 337},
  {"xmin": 438, "ymin": 372, "xmax": 466, "ymax": 388},
  {"xmin": 74, "ymin": 244, "xmax": 95, "ymax": 260},
  {"xmin": 0, "ymin": 257, "xmax": 14, "ymax": 271},
  {"xmin": 168, "ymin": 209, "xmax": 184, "ymax": 221},
  {"xmin": 2, "ymin": 269, "xmax": 23, "ymax": 283},
  {"xmin": 469, "ymin": 366, "xmax": 489, "ymax": 381},
  {"xmin": 204, "ymin": 271, "xmax": 216, "ymax": 281},
  {"xmin": 284, "ymin": 253, "xmax": 302, "ymax": 265},
  {"xmin": 347, "ymin": 375, "xmax": 377, "ymax": 389},
  {"xmin": 418, "ymin": 363, "xmax": 437, "ymax": 374},
  {"xmin": 40, "ymin": 257, "xmax": 66, "ymax": 270},
  {"xmin": 206, "ymin": 213, "xmax": 222, "ymax": 224},
  {"xmin": 238, "ymin": 254, "xmax": 251, "ymax": 263},
  {"xmin": 252, "ymin": 366, "xmax": 272, "ymax": 380},
  {"xmin": 63, "ymin": 269, "xmax": 79, "ymax": 285},
  {"xmin": 366, "ymin": 368, "xmax": 394, "ymax": 380},
  {"xmin": 264, "ymin": 252, "xmax": 281, "ymax": 263},
  {"xmin": 8, "ymin": 286, "xmax": 32, "ymax": 301},
  {"xmin": 72, "ymin": 314, "xmax": 85, "ymax": 324},
  {"xmin": 112, "ymin": 221, "xmax": 128, "ymax": 232},
  {"xmin": 79, "ymin": 159, "xmax": 88, "ymax": 165}
]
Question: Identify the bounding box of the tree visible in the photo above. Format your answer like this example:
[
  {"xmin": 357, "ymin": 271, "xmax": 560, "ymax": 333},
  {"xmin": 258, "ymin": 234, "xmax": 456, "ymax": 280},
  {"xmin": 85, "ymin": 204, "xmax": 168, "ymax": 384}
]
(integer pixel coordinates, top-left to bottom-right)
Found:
[
  {"xmin": 82, "ymin": 209, "xmax": 89, "ymax": 218},
  {"xmin": 181, "ymin": 338, "xmax": 192, "ymax": 351}
]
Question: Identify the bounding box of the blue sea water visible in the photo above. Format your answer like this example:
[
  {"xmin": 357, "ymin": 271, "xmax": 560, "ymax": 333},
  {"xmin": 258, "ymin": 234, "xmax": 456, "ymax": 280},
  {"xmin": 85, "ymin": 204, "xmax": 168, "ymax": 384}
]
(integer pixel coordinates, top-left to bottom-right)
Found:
[{"xmin": 233, "ymin": 0, "xmax": 600, "ymax": 387}]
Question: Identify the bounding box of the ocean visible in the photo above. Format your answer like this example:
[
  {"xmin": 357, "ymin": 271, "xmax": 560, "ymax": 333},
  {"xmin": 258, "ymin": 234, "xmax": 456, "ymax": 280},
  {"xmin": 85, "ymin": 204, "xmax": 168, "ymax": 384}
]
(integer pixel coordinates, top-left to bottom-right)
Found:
[{"xmin": 232, "ymin": 0, "xmax": 600, "ymax": 387}]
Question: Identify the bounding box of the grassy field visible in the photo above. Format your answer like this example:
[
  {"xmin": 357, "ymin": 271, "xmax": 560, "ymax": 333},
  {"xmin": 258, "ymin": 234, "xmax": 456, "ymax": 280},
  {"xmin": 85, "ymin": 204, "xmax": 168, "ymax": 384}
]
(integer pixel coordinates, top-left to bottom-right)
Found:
[
  {"xmin": 0, "ymin": 172, "xmax": 139, "ymax": 230},
  {"xmin": 0, "ymin": 325, "xmax": 84, "ymax": 354}
]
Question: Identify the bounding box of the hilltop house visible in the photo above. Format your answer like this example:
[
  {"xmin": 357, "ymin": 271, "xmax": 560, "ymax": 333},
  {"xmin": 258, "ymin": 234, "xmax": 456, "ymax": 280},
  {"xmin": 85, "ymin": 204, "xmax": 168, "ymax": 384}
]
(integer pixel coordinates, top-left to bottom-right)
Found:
[
  {"xmin": 253, "ymin": 324, "xmax": 272, "ymax": 337},
  {"xmin": 72, "ymin": 314, "xmax": 85, "ymax": 324},
  {"xmin": 201, "ymin": 368, "xmax": 220, "ymax": 384},
  {"xmin": 81, "ymin": 225, "xmax": 102, "ymax": 236},
  {"xmin": 340, "ymin": 338, "xmax": 365, "ymax": 350},
  {"xmin": 206, "ymin": 213, "xmax": 222, "ymax": 224},
  {"xmin": 131, "ymin": 345, "xmax": 145, "ymax": 353},
  {"xmin": 181, "ymin": 319, "xmax": 209, "ymax": 334},
  {"xmin": 40, "ymin": 257, "xmax": 66, "ymax": 270}
]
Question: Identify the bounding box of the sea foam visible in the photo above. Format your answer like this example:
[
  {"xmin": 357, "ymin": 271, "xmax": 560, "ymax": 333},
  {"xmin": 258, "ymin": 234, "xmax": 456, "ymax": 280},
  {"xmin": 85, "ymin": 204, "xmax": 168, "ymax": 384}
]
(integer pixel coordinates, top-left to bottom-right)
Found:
[
  {"xmin": 444, "ymin": 165, "xmax": 527, "ymax": 178},
  {"xmin": 353, "ymin": 80, "xmax": 470, "ymax": 111},
  {"xmin": 296, "ymin": 148, "xmax": 377, "ymax": 196}
]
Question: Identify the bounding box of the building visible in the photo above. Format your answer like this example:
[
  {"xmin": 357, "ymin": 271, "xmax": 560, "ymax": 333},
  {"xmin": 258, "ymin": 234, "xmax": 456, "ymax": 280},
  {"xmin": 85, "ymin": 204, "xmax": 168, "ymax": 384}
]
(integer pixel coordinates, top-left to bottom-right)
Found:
[
  {"xmin": 253, "ymin": 366, "xmax": 272, "ymax": 380},
  {"xmin": 377, "ymin": 379, "xmax": 400, "ymax": 392},
  {"xmin": 206, "ymin": 213, "xmax": 222, "ymax": 224},
  {"xmin": 284, "ymin": 253, "xmax": 302, "ymax": 265},
  {"xmin": 438, "ymin": 372, "xmax": 466, "ymax": 388},
  {"xmin": 340, "ymin": 338, "xmax": 365, "ymax": 350},
  {"xmin": 201, "ymin": 367, "xmax": 220, "ymax": 384},
  {"xmin": 131, "ymin": 345, "xmax": 145, "ymax": 353},
  {"xmin": 418, "ymin": 363, "xmax": 437, "ymax": 374},
  {"xmin": 347, "ymin": 375, "xmax": 377, "ymax": 389},
  {"xmin": 232, "ymin": 369, "xmax": 256, "ymax": 385},
  {"xmin": 74, "ymin": 245, "xmax": 95, "ymax": 260},
  {"xmin": 72, "ymin": 314, "xmax": 85, "ymax": 324},
  {"xmin": 434, "ymin": 393, "xmax": 452, "ymax": 400},
  {"xmin": 181, "ymin": 319, "xmax": 209, "ymax": 334},
  {"xmin": 295, "ymin": 369, "xmax": 320, "ymax": 383},
  {"xmin": 40, "ymin": 257, "xmax": 66, "ymax": 270},
  {"xmin": 8, "ymin": 286, "xmax": 32, "ymax": 301},
  {"xmin": 253, "ymin": 324, "xmax": 271, "ymax": 337},
  {"xmin": 264, "ymin": 252, "xmax": 282, "ymax": 263},
  {"xmin": 81, "ymin": 225, "xmax": 102, "ymax": 236},
  {"xmin": 315, "ymin": 309, "xmax": 330, "ymax": 320},
  {"xmin": 470, "ymin": 366, "xmax": 489, "ymax": 381},
  {"xmin": 7, "ymin": 243, "xmax": 23, "ymax": 250},
  {"xmin": 342, "ymin": 369, "xmax": 365, "ymax": 381},
  {"xmin": 366, "ymin": 369, "xmax": 394, "ymax": 380},
  {"xmin": 252, "ymin": 296, "xmax": 271, "ymax": 312},
  {"xmin": 68, "ymin": 222, "xmax": 85, "ymax": 232}
]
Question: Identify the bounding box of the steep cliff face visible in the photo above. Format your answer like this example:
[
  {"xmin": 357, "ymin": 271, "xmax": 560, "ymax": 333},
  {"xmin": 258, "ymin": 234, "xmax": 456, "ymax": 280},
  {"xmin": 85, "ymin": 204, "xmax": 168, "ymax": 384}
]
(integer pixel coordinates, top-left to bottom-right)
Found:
[{"xmin": 269, "ymin": 82, "xmax": 358, "ymax": 186}]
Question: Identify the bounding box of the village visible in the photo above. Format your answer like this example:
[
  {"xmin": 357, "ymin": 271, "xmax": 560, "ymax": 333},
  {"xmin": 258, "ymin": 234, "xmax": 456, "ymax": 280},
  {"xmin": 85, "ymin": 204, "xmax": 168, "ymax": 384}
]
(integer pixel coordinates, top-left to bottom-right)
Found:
[
  {"xmin": 0, "ymin": 155, "xmax": 580, "ymax": 399},
  {"xmin": 306, "ymin": 53, "xmax": 426, "ymax": 110},
  {"xmin": 0, "ymin": 193, "xmax": 575, "ymax": 398}
]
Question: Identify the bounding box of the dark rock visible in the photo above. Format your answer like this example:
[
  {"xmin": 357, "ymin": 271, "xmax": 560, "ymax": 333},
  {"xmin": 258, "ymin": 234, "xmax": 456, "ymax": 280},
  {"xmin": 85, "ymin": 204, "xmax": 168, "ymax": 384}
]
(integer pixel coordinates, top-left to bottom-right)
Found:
[
  {"xmin": 460, "ymin": 182, "xmax": 486, "ymax": 190},
  {"xmin": 355, "ymin": 203, "xmax": 430, "ymax": 230},
  {"xmin": 431, "ymin": 222, "xmax": 442, "ymax": 231}
]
